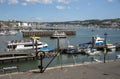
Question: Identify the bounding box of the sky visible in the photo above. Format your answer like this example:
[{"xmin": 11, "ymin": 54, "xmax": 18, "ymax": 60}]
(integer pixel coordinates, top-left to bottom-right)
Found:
[{"xmin": 0, "ymin": 0, "xmax": 120, "ymax": 22}]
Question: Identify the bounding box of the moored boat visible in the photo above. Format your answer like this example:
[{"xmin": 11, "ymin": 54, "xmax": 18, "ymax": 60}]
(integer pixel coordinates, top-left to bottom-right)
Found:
[
  {"xmin": 50, "ymin": 31, "xmax": 66, "ymax": 38},
  {"xmin": 85, "ymin": 48, "xmax": 100, "ymax": 56},
  {"xmin": 6, "ymin": 36, "xmax": 48, "ymax": 51},
  {"xmin": 0, "ymin": 31, "xmax": 18, "ymax": 36},
  {"xmin": 62, "ymin": 45, "xmax": 80, "ymax": 54},
  {"xmin": 79, "ymin": 35, "xmax": 116, "ymax": 52}
]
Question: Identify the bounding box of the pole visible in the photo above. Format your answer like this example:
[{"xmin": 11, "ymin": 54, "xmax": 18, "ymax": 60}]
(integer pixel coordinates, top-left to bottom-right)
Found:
[
  {"xmin": 57, "ymin": 37, "xmax": 60, "ymax": 51},
  {"xmin": 57, "ymin": 37, "xmax": 62, "ymax": 69},
  {"xmin": 40, "ymin": 54, "xmax": 43, "ymax": 73},
  {"xmin": 35, "ymin": 40, "xmax": 38, "ymax": 58},
  {"xmin": 38, "ymin": 51, "xmax": 45, "ymax": 73},
  {"xmin": 104, "ymin": 32, "xmax": 107, "ymax": 63}
]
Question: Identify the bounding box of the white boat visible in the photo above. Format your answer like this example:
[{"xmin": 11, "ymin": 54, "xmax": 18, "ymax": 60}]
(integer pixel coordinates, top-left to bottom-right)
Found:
[
  {"xmin": 94, "ymin": 36, "xmax": 105, "ymax": 45},
  {"xmin": 6, "ymin": 37, "xmax": 48, "ymax": 51},
  {"xmin": 85, "ymin": 48, "xmax": 100, "ymax": 55},
  {"xmin": 116, "ymin": 55, "xmax": 120, "ymax": 59},
  {"xmin": 62, "ymin": 45, "xmax": 79, "ymax": 54},
  {"xmin": 0, "ymin": 31, "xmax": 5, "ymax": 35},
  {"xmin": 8, "ymin": 31, "xmax": 18, "ymax": 35},
  {"xmin": 0, "ymin": 31, "xmax": 18, "ymax": 36},
  {"xmin": 106, "ymin": 44, "xmax": 116, "ymax": 51},
  {"xmin": 94, "ymin": 36, "xmax": 116, "ymax": 51},
  {"xmin": 50, "ymin": 31, "xmax": 66, "ymax": 38}
]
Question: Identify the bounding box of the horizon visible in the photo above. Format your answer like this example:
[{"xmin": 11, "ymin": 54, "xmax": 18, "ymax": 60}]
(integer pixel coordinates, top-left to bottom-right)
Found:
[
  {"xmin": 1, "ymin": 17, "xmax": 120, "ymax": 23},
  {"xmin": 0, "ymin": 0, "xmax": 120, "ymax": 22}
]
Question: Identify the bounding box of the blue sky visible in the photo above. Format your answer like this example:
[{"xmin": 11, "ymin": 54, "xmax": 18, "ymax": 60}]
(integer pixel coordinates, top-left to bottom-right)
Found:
[{"xmin": 0, "ymin": 0, "xmax": 120, "ymax": 22}]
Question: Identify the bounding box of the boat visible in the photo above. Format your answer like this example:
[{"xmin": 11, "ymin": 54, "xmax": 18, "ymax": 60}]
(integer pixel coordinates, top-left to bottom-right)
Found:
[
  {"xmin": 94, "ymin": 36, "xmax": 116, "ymax": 51},
  {"xmin": 0, "ymin": 31, "xmax": 5, "ymax": 35},
  {"xmin": 94, "ymin": 36, "xmax": 105, "ymax": 45},
  {"xmin": 85, "ymin": 48, "xmax": 100, "ymax": 56},
  {"xmin": 106, "ymin": 44, "xmax": 116, "ymax": 51},
  {"xmin": 62, "ymin": 45, "xmax": 79, "ymax": 54},
  {"xmin": 0, "ymin": 31, "xmax": 18, "ymax": 36},
  {"xmin": 8, "ymin": 31, "xmax": 18, "ymax": 35},
  {"xmin": 50, "ymin": 31, "xmax": 66, "ymax": 38},
  {"xmin": 79, "ymin": 35, "xmax": 116, "ymax": 52},
  {"xmin": 116, "ymin": 55, "xmax": 120, "ymax": 59},
  {"xmin": 6, "ymin": 36, "xmax": 48, "ymax": 51}
]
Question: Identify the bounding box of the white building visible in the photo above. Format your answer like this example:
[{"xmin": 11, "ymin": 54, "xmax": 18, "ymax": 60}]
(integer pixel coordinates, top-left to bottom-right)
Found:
[{"xmin": 18, "ymin": 22, "xmax": 31, "ymax": 27}]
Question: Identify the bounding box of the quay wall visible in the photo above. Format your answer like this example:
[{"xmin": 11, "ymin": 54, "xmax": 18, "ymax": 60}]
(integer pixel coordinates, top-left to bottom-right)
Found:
[{"xmin": 22, "ymin": 30, "xmax": 76, "ymax": 37}]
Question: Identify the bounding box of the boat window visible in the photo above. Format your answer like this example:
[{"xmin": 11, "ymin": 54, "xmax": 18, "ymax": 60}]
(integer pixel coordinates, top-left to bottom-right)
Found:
[
  {"xmin": 24, "ymin": 44, "xmax": 42, "ymax": 47},
  {"xmin": 7, "ymin": 45, "xmax": 17, "ymax": 49}
]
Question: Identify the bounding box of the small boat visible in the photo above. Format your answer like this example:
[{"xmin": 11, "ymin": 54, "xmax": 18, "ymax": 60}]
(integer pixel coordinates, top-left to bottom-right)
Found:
[
  {"xmin": 0, "ymin": 31, "xmax": 5, "ymax": 35},
  {"xmin": 94, "ymin": 36, "xmax": 105, "ymax": 45},
  {"xmin": 8, "ymin": 31, "xmax": 18, "ymax": 35},
  {"xmin": 85, "ymin": 48, "xmax": 100, "ymax": 56},
  {"xmin": 79, "ymin": 35, "xmax": 116, "ymax": 52},
  {"xmin": 116, "ymin": 55, "xmax": 120, "ymax": 59},
  {"xmin": 39, "ymin": 46, "xmax": 54, "ymax": 51},
  {"xmin": 6, "ymin": 36, "xmax": 48, "ymax": 51},
  {"xmin": 62, "ymin": 45, "xmax": 79, "ymax": 54},
  {"xmin": 94, "ymin": 36, "xmax": 116, "ymax": 51},
  {"xmin": 106, "ymin": 44, "xmax": 116, "ymax": 51},
  {"xmin": 0, "ymin": 31, "xmax": 18, "ymax": 36},
  {"xmin": 50, "ymin": 31, "xmax": 66, "ymax": 38}
]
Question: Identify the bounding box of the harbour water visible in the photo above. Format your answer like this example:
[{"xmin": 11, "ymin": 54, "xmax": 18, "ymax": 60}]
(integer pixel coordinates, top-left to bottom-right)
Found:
[{"xmin": 0, "ymin": 26, "xmax": 120, "ymax": 73}]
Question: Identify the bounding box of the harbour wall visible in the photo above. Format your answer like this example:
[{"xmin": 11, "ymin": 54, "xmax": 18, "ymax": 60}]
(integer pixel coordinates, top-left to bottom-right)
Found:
[{"xmin": 22, "ymin": 30, "xmax": 76, "ymax": 37}]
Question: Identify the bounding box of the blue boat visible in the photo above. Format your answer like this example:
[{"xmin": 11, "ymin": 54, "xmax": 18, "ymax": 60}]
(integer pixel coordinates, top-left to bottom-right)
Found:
[{"xmin": 39, "ymin": 46, "xmax": 54, "ymax": 51}]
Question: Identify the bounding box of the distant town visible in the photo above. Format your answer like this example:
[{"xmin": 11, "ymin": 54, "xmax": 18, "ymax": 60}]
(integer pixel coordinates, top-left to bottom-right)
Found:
[{"xmin": 0, "ymin": 18, "xmax": 120, "ymax": 31}]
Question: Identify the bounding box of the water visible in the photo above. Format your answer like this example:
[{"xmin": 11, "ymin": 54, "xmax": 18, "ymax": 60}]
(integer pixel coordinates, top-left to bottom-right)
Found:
[{"xmin": 0, "ymin": 26, "xmax": 120, "ymax": 73}]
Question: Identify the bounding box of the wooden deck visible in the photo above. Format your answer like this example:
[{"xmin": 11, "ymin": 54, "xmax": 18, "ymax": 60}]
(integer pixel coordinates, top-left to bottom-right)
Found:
[
  {"xmin": 0, "ymin": 56, "xmax": 36, "ymax": 63},
  {"xmin": 0, "ymin": 51, "xmax": 36, "ymax": 63}
]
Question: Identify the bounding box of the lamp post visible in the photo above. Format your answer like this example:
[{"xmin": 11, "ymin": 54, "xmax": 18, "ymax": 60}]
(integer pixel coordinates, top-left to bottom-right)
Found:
[
  {"xmin": 35, "ymin": 40, "xmax": 38, "ymax": 58},
  {"xmin": 103, "ymin": 32, "xmax": 107, "ymax": 63},
  {"xmin": 38, "ymin": 51, "xmax": 45, "ymax": 73},
  {"xmin": 104, "ymin": 32, "xmax": 107, "ymax": 47},
  {"xmin": 57, "ymin": 37, "xmax": 63, "ymax": 69}
]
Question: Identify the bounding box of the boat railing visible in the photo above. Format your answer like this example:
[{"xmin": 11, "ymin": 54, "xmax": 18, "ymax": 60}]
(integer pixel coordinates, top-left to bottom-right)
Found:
[{"xmin": 8, "ymin": 39, "xmax": 33, "ymax": 44}]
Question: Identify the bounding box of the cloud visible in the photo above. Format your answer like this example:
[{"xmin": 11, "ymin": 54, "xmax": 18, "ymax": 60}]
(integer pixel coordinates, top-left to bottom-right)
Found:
[
  {"xmin": 56, "ymin": 5, "xmax": 65, "ymax": 9},
  {"xmin": 56, "ymin": 5, "xmax": 71, "ymax": 10},
  {"xmin": 107, "ymin": 0, "xmax": 114, "ymax": 2},
  {"xmin": 0, "ymin": 0, "xmax": 76, "ymax": 6},
  {"xmin": 23, "ymin": 0, "xmax": 75, "ymax": 5},
  {"xmin": 24, "ymin": 0, "xmax": 53, "ymax": 4},
  {"xmin": 57, "ymin": 0, "xmax": 73, "ymax": 4},
  {"xmin": 0, "ymin": 0, "xmax": 4, "ymax": 4},
  {"xmin": 22, "ymin": 2, "xmax": 27, "ymax": 6},
  {"xmin": 8, "ymin": 0, "xmax": 18, "ymax": 4},
  {"xmin": 23, "ymin": 0, "xmax": 74, "ymax": 4}
]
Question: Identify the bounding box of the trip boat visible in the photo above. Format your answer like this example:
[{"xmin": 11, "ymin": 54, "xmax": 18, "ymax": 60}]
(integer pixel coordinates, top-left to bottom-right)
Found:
[
  {"xmin": 50, "ymin": 31, "xmax": 66, "ymax": 38},
  {"xmin": 6, "ymin": 36, "xmax": 48, "ymax": 51}
]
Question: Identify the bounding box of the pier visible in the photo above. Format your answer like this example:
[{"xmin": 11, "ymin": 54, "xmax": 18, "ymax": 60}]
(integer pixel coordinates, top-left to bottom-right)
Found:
[
  {"xmin": 0, "ymin": 56, "xmax": 35, "ymax": 64},
  {"xmin": 0, "ymin": 51, "xmax": 36, "ymax": 64},
  {"xmin": 21, "ymin": 30, "xmax": 76, "ymax": 37}
]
